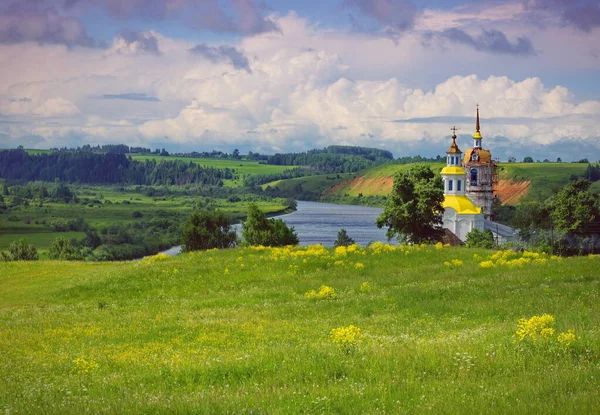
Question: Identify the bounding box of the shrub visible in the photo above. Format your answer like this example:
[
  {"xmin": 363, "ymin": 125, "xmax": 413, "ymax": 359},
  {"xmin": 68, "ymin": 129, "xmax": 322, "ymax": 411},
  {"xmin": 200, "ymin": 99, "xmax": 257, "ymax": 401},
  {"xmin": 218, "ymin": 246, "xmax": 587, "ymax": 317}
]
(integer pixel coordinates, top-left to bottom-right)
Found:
[
  {"xmin": 2, "ymin": 239, "xmax": 39, "ymax": 261},
  {"xmin": 242, "ymin": 204, "xmax": 299, "ymax": 247},
  {"xmin": 334, "ymin": 228, "xmax": 355, "ymax": 247},
  {"xmin": 465, "ymin": 228, "xmax": 495, "ymax": 249},
  {"xmin": 49, "ymin": 237, "xmax": 83, "ymax": 260},
  {"xmin": 182, "ymin": 210, "xmax": 237, "ymax": 252}
]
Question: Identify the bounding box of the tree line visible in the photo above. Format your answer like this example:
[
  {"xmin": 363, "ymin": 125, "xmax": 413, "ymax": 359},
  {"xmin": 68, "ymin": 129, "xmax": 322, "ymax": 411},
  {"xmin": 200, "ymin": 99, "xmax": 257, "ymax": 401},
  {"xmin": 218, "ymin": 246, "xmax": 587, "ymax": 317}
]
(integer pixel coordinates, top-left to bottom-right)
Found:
[{"xmin": 0, "ymin": 149, "xmax": 235, "ymax": 186}]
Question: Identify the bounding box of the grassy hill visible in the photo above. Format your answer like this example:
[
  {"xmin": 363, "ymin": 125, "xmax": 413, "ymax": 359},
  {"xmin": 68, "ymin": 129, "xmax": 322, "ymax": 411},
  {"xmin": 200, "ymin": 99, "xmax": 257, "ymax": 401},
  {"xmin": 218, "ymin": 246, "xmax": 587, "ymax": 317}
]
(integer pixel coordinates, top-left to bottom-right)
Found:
[
  {"xmin": 128, "ymin": 154, "xmax": 292, "ymax": 187},
  {"xmin": 1, "ymin": 244, "xmax": 599, "ymax": 413},
  {"xmin": 0, "ymin": 185, "xmax": 287, "ymax": 256},
  {"xmin": 277, "ymin": 162, "xmax": 593, "ymax": 205}
]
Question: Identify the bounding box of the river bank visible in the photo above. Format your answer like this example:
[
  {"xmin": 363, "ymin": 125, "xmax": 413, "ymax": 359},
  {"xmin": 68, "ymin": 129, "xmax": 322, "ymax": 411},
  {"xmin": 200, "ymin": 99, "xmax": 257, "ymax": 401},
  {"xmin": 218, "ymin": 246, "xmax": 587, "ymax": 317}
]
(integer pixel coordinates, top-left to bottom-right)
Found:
[{"xmin": 157, "ymin": 200, "xmax": 392, "ymax": 257}]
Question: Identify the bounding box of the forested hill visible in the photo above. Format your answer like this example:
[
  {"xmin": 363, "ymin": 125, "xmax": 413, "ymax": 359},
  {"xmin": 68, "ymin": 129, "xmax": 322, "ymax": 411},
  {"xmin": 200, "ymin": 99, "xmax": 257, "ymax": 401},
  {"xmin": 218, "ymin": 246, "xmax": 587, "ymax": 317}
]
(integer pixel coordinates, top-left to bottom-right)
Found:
[
  {"xmin": 266, "ymin": 145, "xmax": 394, "ymax": 172},
  {"xmin": 0, "ymin": 149, "xmax": 234, "ymax": 186}
]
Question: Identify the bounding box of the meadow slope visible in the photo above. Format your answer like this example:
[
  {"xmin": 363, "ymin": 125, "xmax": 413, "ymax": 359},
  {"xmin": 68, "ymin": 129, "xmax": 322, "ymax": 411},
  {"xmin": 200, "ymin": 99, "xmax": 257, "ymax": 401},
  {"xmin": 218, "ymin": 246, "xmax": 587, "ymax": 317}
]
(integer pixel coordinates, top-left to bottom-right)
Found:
[
  {"xmin": 1, "ymin": 244, "xmax": 599, "ymax": 414},
  {"xmin": 313, "ymin": 162, "xmax": 592, "ymax": 204}
]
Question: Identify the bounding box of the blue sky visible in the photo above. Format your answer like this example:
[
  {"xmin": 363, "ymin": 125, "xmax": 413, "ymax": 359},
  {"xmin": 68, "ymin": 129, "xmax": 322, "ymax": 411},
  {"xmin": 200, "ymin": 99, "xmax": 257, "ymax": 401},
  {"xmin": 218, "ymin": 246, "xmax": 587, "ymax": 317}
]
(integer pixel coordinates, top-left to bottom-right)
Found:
[{"xmin": 0, "ymin": 0, "xmax": 599, "ymax": 160}]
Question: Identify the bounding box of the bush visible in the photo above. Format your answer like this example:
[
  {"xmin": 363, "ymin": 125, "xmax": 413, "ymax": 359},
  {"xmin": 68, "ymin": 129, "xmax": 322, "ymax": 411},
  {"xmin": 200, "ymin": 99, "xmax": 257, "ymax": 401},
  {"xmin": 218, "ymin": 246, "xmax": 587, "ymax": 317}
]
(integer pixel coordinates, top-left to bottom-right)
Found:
[
  {"xmin": 334, "ymin": 228, "xmax": 355, "ymax": 247},
  {"xmin": 48, "ymin": 237, "xmax": 83, "ymax": 260},
  {"xmin": 242, "ymin": 204, "xmax": 299, "ymax": 247},
  {"xmin": 465, "ymin": 228, "xmax": 495, "ymax": 249},
  {"xmin": 182, "ymin": 210, "xmax": 237, "ymax": 252},
  {"xmin": 1, "ymin": 239, "xmax": 39, "ymax": 261}
]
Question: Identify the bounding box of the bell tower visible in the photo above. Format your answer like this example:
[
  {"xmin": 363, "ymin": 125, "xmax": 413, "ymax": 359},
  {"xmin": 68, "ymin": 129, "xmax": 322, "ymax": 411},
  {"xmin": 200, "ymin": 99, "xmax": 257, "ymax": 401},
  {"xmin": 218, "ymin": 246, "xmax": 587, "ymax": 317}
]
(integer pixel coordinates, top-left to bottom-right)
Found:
[{"xmin": 462, "ymin": 105, "xmax": 497, "ymax": 219}]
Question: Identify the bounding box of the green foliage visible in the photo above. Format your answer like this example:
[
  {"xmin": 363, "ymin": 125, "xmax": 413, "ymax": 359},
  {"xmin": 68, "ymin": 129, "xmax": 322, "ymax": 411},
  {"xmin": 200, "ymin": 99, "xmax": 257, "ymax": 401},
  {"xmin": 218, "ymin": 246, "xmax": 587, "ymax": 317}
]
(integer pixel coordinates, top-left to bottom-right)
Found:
[
  {"xmin": 0, "ymin": 149, "xmax": 234, "ymax": 186},
  {"xmin": 242, "ymin": 204, "xmax": 299, "ymax": 247},
  {"xmin": 1, "ymin": 239, "xmax": 39, "ymax": 261},
  {"xmin": 1, "ymin": 245, "xmax": 599, "ymax": 413},
  {"xmin": 376, "ymin": 165, "xmax": 444, "ymax": 243},
  {"xmin": 465, "ymin": 228, "xmax": 495, "ymax": 249},
  {"xmin": 182, "ymin": 210, "xmax": 237, "ymax": 252},
  {"xmin": 551, "ymin": 179, "xmax": 600, "ymax": 237},
  {"xmin": 511, "ymin": 202, "xmax": 552, "ymax": 241},
  {"xmin": 48, "ymin": 237, "xmax": 83, "ymax": 260},
  {"xmin": 523, "ymin": 156, "xmax": 534, "ymax": 163},
  {"xmin": 334, "ymin": 228, "xmax": 355, "ymax": 247}
]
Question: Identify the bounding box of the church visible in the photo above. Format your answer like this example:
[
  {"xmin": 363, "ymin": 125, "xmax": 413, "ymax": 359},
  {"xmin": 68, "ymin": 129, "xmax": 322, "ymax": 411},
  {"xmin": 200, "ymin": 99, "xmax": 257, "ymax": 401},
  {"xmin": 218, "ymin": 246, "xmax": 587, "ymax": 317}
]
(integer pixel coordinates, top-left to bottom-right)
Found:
[{"xmin": 440, "ymin": 106, "xmax": 515, "ymax": 243}]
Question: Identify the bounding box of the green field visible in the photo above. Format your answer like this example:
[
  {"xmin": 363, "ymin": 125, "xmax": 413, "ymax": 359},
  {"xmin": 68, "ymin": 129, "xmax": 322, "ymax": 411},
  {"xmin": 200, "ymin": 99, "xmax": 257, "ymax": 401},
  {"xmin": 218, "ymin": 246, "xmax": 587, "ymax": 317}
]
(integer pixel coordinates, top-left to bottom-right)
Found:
[
  {"xmin": 0, "ymin": 184, "xmax": 287, "ymax": 255},
  {"xmin": 129, "ymin": 155, "xmax": 293, "ymax": 186},
  {"xmin": 262, "ymin": 173, "xmax": 354, "ymax": 192},
  {"xmin": 300, "ymin": 162, "xmax": 594, "ymax": 202},
  {"xmin": 499, "ymin": 163, "xmax": 590, "ymax": 202},
  {"xmin": 1, "ymin": 244, "xmax": 599, "ymax": 413}
]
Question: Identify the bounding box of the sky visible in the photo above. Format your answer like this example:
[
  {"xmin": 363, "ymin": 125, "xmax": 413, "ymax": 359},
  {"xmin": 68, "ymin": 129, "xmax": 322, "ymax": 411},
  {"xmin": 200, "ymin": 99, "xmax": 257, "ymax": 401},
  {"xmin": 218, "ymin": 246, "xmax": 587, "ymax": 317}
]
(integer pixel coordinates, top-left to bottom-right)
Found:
[{"xmin": 1, "ymin": 0, "xmax": 599, "ymax": 161}]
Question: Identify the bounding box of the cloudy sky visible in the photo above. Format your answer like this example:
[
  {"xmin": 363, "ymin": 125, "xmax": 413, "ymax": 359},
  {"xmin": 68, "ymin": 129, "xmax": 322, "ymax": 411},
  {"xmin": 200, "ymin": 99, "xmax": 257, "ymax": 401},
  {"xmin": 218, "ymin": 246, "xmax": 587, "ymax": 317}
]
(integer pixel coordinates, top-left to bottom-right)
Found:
[{"xmin": 0, "ymin": 0, "xmax": 599, "ymax": 161}]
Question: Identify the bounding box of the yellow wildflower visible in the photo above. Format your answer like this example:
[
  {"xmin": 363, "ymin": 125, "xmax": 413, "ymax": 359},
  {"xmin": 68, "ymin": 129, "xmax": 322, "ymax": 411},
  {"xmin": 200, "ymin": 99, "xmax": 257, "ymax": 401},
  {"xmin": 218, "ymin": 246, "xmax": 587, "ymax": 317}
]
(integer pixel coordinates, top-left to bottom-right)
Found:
[
  {"xmin": 329, "ymin": 325, "xmax": 363, "ymax": 353},
  {"xmin": 359, "ymin": 282, "xmax": 372, "ymax": 293},
  {"xmin": 515, "ymin": 314, "xmax": 555, "ymax": 342},
  {"xmin": 305, "ymin": 285, "xmax": 337, "ymax": 299},
  {"xmin": 557, "ymin": 329, "xmax": 577, "ymax": 349}
]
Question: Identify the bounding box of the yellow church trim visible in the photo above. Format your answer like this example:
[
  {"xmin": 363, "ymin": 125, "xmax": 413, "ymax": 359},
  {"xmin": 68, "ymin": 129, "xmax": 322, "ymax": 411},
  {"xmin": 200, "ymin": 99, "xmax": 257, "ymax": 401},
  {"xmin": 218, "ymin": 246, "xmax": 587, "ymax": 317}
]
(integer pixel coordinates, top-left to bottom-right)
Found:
[
  {"xmin": 440, "ymin": 166, "xmax": 465, "ymax": 175},
  {"xmin": 443, "ymin": 196, "xmax": 482, "ymax": 214}
]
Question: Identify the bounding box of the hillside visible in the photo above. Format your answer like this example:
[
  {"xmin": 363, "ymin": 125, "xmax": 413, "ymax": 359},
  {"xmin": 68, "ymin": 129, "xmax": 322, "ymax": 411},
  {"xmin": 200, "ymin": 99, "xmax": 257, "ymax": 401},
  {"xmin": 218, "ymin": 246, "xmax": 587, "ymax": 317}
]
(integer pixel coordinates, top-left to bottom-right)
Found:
[
  {"xmin": 278, "ymin": 162, "xmax": 593, "ymax": 205},
  {"xmin": 1, "ymin": 245, "xmax": 599, "ymax": 413}
]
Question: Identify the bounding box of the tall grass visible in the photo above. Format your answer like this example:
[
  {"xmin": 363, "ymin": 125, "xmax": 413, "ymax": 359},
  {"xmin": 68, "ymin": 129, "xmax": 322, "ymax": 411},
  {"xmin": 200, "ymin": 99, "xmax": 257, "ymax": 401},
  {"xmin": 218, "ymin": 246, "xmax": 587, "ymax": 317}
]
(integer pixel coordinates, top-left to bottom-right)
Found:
[{"xmin": 1, "ymin": 244, "xmax": 599, "ymax": 413}]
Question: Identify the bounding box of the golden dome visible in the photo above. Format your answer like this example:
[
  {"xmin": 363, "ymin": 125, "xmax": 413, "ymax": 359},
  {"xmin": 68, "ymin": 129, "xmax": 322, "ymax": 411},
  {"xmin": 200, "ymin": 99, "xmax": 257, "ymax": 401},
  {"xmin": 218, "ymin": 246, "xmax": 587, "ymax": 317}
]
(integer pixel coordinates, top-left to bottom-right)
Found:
[
  {"xmin": 473, "ymin": 131, "xmax": 482, "ymax": 139},
  {"xmin": 446, "ymin": 128, "xmax": 462, "ymax": 154},
  {"xmin": 463, "ymin": 148, "xmax": 492, "ymax": 164},
  {"xmin": 440, "ymin": 166, "xmax": 465, "ymax": 175},
  {"xmin": 443, "ymin": 195, "xmax": 482, "ymax": 215}
]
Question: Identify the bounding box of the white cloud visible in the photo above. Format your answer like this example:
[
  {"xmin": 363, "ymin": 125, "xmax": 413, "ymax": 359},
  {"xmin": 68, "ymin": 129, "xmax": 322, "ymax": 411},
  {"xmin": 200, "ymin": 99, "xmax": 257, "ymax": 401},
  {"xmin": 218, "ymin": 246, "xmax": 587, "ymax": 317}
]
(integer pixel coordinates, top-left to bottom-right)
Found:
[
  {"xmin": 32, "ymin": 97, "xmax": 80, "ymax": 117},
  {"xmin": 0, "ymin": 10, "xmax": 599, "ymax": 160}
]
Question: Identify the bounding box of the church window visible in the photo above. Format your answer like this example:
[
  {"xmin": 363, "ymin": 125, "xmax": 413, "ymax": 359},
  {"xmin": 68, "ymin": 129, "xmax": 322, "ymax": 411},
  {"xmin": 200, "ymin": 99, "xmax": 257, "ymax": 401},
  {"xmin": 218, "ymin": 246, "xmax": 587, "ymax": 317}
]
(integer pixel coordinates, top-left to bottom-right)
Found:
[
  {"xmin": 457, "ymin": 180, "xmax": 462, "ymax": 191},
  {"xmin": 448, "ymin": 180, "xmax": 453, "ymax": 191},
  {"xmin": 470, "ymin": 169, "xmax": 478, "ymax": 186}
]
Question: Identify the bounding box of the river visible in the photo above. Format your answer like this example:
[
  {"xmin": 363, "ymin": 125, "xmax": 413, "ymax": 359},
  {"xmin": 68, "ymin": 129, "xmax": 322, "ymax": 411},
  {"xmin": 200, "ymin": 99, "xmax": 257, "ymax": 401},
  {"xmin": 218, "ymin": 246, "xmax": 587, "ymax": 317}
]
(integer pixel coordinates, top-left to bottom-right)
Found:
[{"xmin": 161, "ymin": 200, "xmax": 393, "ymax": 256}]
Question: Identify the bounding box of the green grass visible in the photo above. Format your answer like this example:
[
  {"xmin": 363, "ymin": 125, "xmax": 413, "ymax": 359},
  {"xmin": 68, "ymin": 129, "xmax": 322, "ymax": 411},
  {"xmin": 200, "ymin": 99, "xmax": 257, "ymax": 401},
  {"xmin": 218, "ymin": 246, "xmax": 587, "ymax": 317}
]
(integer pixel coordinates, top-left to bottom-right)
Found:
[
  {"xmin": 317, "ymin": 162, "xmax": 595, "ymax": 202},
  {"xmin": 262, "ymin": 173, "xmax": 354, "ymax": 192},
  {"xmin": 498, "ymin": 163, "xmax": 590, "ymax": 202},
  {"xmin": 129, "ymin": 155, "xmax": 293, "ymax": 186},
  {"xmin": 0, "ymin": 184, "xmax": 287, "ymax": 252},
  {"xmin": 322, "ymin": 163, "xmax": 444, "ymax": 197},
  {"xmin": 1, "ymin": 244, "xmax": 599, "ymax": 413}
]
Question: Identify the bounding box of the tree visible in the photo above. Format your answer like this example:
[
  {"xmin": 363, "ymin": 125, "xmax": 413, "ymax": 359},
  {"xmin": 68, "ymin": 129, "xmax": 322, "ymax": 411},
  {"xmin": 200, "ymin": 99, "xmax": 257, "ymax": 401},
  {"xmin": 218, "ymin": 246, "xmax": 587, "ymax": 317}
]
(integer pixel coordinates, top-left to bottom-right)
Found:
[
  {"xmin": 556, "ymin": 157, "xmax": 562, "ymax": 163},
  {"xmin": 376, "ymin": 165, "xmax": 444, "ymax": 243},
  {"xmin": 242, "ymin": 204, "xmax": 299, "ymax": 247},
  {"xmin": 49, "ymin": 237, "xmax": 83, "ymax": 260},
  {"xmin": 1, "ymin": 239, "xmax": 38, "ymax": 261},
  {"xmin": 182, "ymin": 210, "xmax": 237, "ymax": 252},
  {"xmin": 232, "ymin": 149, "xmax": 240, "ymax": 160},
  {"xmin": 334, "ymin": 228, "xmax": 355, "ymax": 247},
  {"xmin": 511, "ymin": 201, "xmax": 552, "ymax": 241},
  {"xmin": 550, "ymin": 179, "xmax": 600, "ymax": 237},
  {"xmin": 465, "ymin": 228, "xmax": 495, "ymax": 249},
  {"xmin": 507, "ymin": 156, "xmax": 516, "ymax": 163},
  {"xmin": 523, "ymin": 156, "xmax": 534, "ymax": 163}
]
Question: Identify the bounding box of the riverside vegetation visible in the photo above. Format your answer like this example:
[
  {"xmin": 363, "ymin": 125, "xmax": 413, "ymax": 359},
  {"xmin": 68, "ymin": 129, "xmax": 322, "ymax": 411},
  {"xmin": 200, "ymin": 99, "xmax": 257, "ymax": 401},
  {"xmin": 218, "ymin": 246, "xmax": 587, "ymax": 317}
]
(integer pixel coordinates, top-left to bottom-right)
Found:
[{"xmin": 1, "ymin": 243, "xmax": 599, "ymax": 413}]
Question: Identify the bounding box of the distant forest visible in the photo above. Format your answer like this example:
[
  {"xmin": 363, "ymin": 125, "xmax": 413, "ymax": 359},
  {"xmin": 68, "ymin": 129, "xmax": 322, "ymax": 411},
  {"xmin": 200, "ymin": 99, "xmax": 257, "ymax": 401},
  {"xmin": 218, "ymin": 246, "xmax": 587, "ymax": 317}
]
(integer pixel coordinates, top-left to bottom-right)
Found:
[{"xmin": 0, "ymin": 150, "xmax": 234, "ymax": 186}]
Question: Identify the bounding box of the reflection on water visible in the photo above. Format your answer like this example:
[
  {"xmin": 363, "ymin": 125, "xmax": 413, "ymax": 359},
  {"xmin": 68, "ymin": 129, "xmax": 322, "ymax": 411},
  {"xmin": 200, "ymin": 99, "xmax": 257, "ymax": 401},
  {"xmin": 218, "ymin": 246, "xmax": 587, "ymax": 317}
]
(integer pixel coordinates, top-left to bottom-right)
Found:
[
  {"xmin": 273, "ymin": 200, "xmax": 392, "ymax": 247},
  {"xmin": 161, "ymin": 200, "xmax": 394, "ymax": 256}
]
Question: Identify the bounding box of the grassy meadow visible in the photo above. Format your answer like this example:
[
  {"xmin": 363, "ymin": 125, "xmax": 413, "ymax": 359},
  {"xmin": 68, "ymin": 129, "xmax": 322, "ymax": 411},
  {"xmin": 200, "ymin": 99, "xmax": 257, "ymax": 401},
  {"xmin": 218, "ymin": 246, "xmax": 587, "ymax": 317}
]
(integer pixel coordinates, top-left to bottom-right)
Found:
[
  {"xmin": 1, "ymin": 244, "xmax": 599, "ymax": 413},
  {"xmin": 0, "ymin": 184, "xmax": 287, "ymax": 255},
  {"xmin": 128, "ymin": 155, "xmax": 293, "ymax": 187}
]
